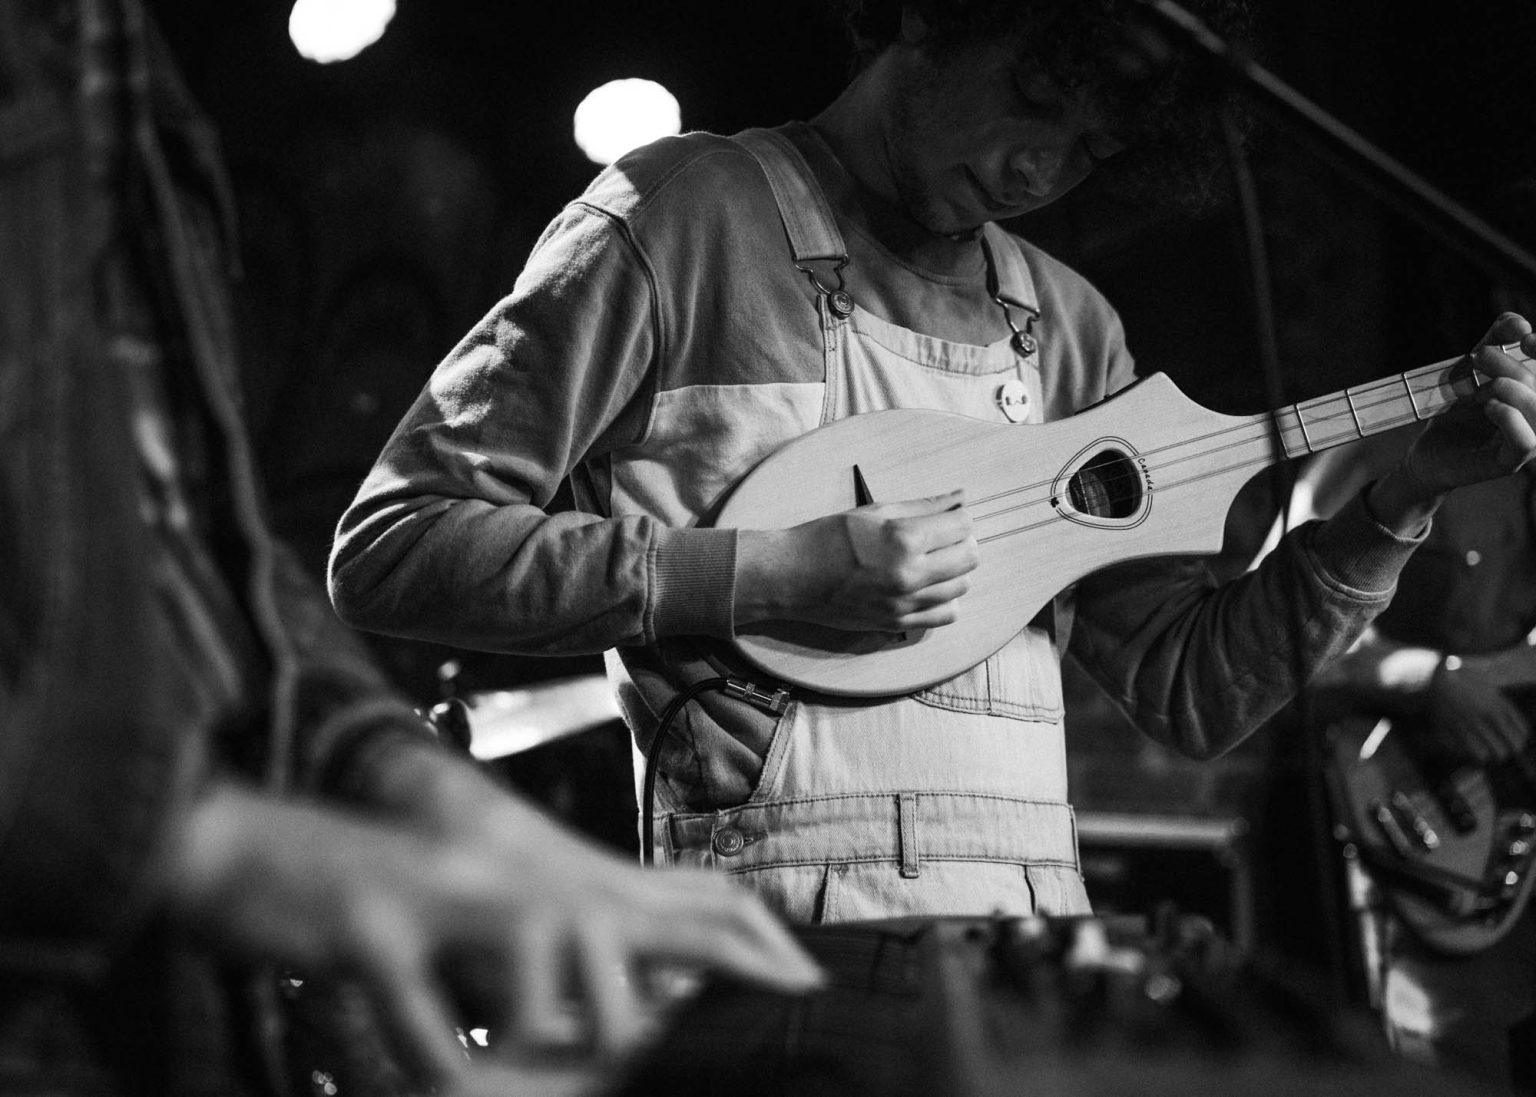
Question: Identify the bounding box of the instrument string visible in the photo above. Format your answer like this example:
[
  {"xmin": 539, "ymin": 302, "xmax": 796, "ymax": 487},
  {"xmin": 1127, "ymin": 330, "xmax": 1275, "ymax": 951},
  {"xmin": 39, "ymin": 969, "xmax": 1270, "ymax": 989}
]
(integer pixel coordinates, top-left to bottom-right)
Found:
[{"xmin": 968, "ymin": 360, "xmax": 1478, "ymax": 544}]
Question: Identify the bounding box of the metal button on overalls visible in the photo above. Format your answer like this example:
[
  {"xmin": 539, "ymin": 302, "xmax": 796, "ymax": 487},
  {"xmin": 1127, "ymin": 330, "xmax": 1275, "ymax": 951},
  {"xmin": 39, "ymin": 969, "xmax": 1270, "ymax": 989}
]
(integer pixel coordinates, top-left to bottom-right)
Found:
[{"xmin": 713, "ymin": 826, "xmax": 746, "ymax": 857}]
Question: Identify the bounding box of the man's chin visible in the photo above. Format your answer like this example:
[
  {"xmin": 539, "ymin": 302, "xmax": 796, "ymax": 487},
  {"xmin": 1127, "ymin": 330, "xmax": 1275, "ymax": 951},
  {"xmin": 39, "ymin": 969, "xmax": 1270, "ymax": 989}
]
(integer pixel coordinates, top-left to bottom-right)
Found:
[
  {"xmin": 913, "ymin": 203, "xmax": 986, "ymax": 239},
  {"xmin": 892, "ymin": 181, "xmax": 986, "ymax": 239}
]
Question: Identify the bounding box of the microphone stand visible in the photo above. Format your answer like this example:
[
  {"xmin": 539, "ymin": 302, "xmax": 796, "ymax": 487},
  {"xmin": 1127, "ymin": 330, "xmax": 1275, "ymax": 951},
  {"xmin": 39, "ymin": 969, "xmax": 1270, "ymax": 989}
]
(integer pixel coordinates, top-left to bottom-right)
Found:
[
  {"xmin": 1125, "ymin": 0, "xmax": 1535, "ymax": 1007},
  {"xmin": 1130, "ymin": 0, "xmax": 1536, "ymax": 288}
]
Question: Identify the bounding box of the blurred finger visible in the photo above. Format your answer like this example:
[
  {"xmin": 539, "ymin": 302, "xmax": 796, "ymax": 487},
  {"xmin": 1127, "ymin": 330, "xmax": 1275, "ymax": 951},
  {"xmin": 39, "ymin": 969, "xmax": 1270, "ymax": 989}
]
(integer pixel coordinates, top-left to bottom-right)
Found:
[
  {"xmin": 510, "ymin": 917, "xmax": 579, "ymax": 1048},
  {"xmin": 448, "ymin": 1060, "xmax": 608, "ymax": 1097},
  {"xmin": 371, "ymin": 951, "xmax": 472, "ymax": 1088},
  {"xmin": 1491, "ymin": 709, "xmax": 1530, "ymax": 760},
  {"xmin": 572, "ymin": 923, "xmax": 647, "ymax": 1057},
  {"xmin": 1465, "ymin": 724, "xmax": 1500, "ymax": 764},
  {"xmin": 646, "ymin": 884, "xmax": 823, "ymax": 993}
]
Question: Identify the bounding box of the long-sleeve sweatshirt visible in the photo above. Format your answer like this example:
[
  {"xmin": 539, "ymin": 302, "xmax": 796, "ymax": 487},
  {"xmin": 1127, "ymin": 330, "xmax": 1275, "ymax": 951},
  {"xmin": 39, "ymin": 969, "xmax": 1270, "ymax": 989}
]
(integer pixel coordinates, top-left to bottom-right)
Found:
[{"xmin": 330, "ymin": 123, "xmax": 1425, "ymax": 810}]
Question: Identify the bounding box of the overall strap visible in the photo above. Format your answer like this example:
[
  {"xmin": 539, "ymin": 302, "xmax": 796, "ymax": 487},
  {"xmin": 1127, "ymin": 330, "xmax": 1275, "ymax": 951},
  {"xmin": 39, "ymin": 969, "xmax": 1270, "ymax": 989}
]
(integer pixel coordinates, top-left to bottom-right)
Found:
[
  {"xmin": 732, "ymin": 126, "xmax": 857, "ymax": 315},
  {"xmin": 731, "ymin": 126, "xmax": 847, "ymax": 265},
  {"xmin": 980, "ymin": 221, "xmax": 1042, "ymax": 324}
]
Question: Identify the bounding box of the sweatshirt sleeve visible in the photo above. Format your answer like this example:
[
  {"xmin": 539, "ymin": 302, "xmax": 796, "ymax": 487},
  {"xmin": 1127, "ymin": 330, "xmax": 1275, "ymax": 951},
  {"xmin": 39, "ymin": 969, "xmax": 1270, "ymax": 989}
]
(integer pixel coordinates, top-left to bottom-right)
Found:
[
  {"xmin": 1068, "ymin": 487, "xmax": 1428, "ymax": 759},
  {"xmin": 328, "ymin": 199, "xmax": 738, "ymax": 654}
]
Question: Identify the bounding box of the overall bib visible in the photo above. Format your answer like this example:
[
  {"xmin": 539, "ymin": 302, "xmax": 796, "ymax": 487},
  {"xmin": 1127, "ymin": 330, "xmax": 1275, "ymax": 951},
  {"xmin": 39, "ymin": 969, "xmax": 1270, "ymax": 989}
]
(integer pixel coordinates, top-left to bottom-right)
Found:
[{"xmin": 659, "ymin": 128, "xmax": 1090, "ymax": 923}]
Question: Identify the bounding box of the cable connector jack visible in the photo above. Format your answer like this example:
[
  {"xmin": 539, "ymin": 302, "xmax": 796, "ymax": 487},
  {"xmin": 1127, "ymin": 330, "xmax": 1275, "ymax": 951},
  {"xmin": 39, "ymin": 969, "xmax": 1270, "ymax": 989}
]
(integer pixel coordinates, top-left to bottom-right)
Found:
[{"xmin": 724, "ymin": 678, "xmax": 792, "ymax": 715}]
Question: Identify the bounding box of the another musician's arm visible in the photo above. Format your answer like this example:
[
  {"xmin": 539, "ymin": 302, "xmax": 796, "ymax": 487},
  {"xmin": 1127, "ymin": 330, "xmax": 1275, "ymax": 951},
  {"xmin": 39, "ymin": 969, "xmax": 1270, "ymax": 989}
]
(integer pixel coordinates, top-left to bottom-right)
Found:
[
  {"xmin": 1310, "ymin": 624, "xmax": 1435, "ymax": 700},
  {"xmin": 1314, "ymin": 624, "xmax": 1536, "ymax": 763},
  {"xmin": 161, "ymin": 769, "xmax": 824, "ymax": 1089}
]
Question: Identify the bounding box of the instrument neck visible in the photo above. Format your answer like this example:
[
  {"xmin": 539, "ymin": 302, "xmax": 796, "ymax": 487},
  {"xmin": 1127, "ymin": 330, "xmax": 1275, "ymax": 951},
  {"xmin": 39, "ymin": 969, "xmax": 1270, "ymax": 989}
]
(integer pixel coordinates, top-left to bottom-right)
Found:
[{"xmin": 1259, "ymin": 349, "xmax": 1521, "ymax": 462}]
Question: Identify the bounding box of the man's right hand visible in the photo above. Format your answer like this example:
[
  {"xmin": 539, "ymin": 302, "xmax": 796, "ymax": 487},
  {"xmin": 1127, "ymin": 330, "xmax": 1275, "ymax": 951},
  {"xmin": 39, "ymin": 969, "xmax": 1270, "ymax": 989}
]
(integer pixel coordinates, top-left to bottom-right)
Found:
[{"xmin": 733, "ymin": 488, "xmax": 979, "ymax": 633}]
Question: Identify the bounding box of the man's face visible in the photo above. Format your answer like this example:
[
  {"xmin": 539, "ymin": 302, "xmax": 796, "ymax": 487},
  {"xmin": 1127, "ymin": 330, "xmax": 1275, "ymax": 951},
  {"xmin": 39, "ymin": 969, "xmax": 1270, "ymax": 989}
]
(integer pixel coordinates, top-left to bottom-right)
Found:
[{"xmin": 883, "ymin": 37, "xmax": 1123, "ymax": 236}]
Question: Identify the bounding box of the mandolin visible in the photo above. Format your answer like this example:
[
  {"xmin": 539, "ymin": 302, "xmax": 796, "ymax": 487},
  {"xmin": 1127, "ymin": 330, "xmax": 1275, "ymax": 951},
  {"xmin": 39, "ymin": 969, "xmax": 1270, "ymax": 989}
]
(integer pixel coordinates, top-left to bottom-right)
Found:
[{"xmin": 717, "ymin": 344, "xmax": 1532, "ymax": 696}]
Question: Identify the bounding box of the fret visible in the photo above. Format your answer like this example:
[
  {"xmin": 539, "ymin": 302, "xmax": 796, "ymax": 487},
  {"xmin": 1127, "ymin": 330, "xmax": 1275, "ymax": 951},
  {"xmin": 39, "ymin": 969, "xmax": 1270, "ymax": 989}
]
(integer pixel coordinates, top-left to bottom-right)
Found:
[
  {"xmin": 1291, "ymin": 390, "xmax": 1371, "ymax": 452},
  {"xmin": 1272, "ymin": 405, "xmax": 1308, "ymax": 460},
  {"xmin": 1402, "ymin": 373, "xmax": 1422, "ymax": 420},
  {"xmin": 1344, "ymin": 389, "xmax": 1363, "ymax": 435},
  {"xmin": 1295, "ymin": 404, "xmax": 1316, "ymax": 453}
]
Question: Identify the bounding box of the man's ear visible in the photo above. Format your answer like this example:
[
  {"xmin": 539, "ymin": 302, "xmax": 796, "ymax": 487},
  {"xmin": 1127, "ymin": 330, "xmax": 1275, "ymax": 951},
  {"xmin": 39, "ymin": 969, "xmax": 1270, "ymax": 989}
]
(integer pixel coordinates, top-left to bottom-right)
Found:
[{"xmin": 898, "ymin": 5, "xmax": 931, "ymax": 45}]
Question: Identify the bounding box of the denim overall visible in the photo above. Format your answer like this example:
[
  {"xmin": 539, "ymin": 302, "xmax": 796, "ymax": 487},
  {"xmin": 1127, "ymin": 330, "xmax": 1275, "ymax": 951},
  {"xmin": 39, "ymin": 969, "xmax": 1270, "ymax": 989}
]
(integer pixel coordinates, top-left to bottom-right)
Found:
[{"xmin": 659, "ymin": 128, "xmax": 1090, "ymax": 923}]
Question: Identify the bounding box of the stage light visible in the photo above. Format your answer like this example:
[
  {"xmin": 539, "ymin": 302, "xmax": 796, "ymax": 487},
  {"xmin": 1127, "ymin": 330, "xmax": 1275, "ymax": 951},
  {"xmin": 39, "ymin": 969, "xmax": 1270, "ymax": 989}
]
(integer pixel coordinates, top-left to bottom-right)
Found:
[
  {"xmin": 573, "ymin": 79, "xmax": 682, "ymax": 167},
  {"xmin": 289, "ymin": 0, "xmax": 396, "ymax": 64}
]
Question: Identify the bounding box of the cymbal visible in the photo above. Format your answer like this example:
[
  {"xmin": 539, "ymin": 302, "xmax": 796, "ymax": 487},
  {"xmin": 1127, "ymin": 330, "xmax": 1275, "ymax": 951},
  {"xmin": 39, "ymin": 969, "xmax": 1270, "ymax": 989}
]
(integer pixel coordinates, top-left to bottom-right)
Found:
[{"xmin": 456, "ymin": 674, "xmax": 621, "ymax": 760}]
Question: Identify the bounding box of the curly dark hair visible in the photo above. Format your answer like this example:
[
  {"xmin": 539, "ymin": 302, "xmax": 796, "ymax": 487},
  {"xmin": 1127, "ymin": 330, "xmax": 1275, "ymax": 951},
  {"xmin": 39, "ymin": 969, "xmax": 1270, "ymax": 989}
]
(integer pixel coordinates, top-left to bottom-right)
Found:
[{"xmin": 830, "ymin": 0, "xmax": 1261, "ymax": 213}]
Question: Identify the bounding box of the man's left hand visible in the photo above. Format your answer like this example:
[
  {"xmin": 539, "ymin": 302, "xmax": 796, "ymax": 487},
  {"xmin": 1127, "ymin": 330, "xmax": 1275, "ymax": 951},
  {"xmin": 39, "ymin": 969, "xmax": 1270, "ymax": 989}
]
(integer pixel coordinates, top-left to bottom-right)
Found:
[{"xmin": 1401, "ymin": 314, "xmax": 1536, "ymax": 488}]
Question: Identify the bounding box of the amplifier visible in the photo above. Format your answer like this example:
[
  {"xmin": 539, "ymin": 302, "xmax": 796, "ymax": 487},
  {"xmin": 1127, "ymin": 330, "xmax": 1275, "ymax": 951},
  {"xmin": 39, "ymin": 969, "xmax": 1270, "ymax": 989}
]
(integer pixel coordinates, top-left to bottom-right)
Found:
[{"xmin": 1077, "ymin": 811, "xmax": 1256, "ymax": 951}]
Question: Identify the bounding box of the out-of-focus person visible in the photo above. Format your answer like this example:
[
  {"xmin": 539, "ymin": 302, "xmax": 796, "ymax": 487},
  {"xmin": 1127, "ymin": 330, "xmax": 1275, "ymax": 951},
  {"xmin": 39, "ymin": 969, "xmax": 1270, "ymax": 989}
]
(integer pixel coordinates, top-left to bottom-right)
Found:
[{"xmin": 0, "ymin": 2, "xmax": 821, "ymax": 1094}]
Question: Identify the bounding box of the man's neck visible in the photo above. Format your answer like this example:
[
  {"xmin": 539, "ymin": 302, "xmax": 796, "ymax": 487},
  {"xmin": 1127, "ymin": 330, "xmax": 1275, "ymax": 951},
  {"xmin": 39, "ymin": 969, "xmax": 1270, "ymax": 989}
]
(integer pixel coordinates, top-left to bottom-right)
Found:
[
  {"xmin": 810, "ymin": 70, "xmax": 898, "ymax": 210},
  {"xmin": 809, "ymin": 81, "xmax": 983, "ymax": 275}
]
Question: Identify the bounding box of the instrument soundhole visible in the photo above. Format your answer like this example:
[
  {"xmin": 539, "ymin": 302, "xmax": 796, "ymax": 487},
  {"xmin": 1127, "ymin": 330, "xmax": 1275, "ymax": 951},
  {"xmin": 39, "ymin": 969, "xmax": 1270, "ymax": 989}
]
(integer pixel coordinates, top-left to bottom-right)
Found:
[{"xmin": 1067, "ymin": 450, "xmax": 1141, "ymax": 519}]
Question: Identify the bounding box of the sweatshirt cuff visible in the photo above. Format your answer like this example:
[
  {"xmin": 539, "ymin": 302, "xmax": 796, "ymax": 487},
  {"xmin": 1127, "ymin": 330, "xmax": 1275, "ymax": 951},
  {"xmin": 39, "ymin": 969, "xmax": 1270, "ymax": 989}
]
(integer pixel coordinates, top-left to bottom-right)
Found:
[
  {"xmin": 1307, "ymin": 485, "xmax": 1430, "ymax": 597},
  {"xmin": 649, "ymin": 525, "xmax": 739, "ymax": 641}
]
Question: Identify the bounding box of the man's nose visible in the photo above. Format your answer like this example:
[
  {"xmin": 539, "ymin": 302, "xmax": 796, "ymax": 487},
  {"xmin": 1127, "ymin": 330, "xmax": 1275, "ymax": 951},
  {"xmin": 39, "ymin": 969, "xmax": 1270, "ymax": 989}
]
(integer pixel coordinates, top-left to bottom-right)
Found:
[{"xmin": 1008, "ymin": 145, "xmax": 1081, "ymax": 198}]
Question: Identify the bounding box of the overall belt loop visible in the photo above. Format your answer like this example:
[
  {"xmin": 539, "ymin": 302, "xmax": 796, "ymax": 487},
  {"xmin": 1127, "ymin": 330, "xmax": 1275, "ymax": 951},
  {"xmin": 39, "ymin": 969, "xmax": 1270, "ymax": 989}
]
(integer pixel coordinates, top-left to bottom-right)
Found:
[{"xmin": 898, "ymin": 792, "xmax": 921, "ymax": 878}]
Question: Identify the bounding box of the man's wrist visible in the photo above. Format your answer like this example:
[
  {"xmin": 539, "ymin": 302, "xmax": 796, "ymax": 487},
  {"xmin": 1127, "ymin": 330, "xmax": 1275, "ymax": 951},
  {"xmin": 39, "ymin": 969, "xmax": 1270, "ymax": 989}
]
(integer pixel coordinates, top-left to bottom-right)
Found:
[
  {"xmin": 732, "ymin": 528, "xmax": 786, "ymax": 628},
  {"xmin": 1364, "ymin": 467, "xmax": 1445, "ymax": 537}
]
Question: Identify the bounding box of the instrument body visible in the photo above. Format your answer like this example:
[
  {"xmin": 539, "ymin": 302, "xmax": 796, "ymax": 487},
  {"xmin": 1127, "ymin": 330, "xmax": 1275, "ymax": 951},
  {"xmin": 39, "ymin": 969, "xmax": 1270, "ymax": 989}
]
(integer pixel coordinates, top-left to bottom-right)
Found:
[
  {"xmin": 719, "ymin": 349, "xmax": 1522, "ymax": 695},
  {"xmin": 719, "ymin": 373, "xmax": 1255, "ymax": 695}
]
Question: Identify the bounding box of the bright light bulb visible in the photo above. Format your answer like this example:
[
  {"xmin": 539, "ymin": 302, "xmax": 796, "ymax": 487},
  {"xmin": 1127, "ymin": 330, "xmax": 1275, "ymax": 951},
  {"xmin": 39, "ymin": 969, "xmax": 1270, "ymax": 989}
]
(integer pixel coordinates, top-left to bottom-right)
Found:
[
  {"xmin": 573, "ymin": 79, "xmax": 682, "ymax": 167},
  {"xmin": 289, "ymin": 0, "xmax": 396, "ymax": 64}
]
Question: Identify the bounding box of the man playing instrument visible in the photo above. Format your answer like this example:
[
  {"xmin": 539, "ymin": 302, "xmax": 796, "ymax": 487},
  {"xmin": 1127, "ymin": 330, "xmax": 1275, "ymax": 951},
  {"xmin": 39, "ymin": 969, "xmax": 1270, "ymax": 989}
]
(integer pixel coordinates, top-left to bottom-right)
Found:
[{"xmin": 330, "ymin": 0, "xmax": 1536, "ymax": 924}]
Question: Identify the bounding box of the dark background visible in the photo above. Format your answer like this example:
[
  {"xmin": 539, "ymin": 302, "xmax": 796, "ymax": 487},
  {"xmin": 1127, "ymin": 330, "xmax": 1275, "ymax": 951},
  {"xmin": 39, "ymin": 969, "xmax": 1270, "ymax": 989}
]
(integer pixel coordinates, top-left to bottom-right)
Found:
[{"xmin": 144, "ymin": 0, "xmax": 1536, "ymax": 993}]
